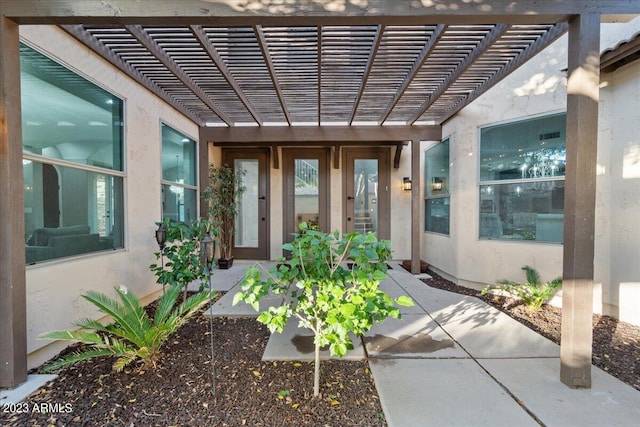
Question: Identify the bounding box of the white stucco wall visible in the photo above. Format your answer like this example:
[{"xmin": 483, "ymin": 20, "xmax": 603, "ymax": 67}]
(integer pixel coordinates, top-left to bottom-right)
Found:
[
  {"xmin": 427, "ymin": 17, "xmax": 640, "ymax": 325},
  {"xmin": 597, "ymin": 58, "xmax": 640, "ymax": 324},
  {"xmin": 21, "ymin": 26, "xmax": 199, "ymax": 368}
]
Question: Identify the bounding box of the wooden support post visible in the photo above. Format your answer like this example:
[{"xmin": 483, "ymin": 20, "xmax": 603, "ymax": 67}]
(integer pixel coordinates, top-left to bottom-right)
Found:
[
  {"xmin": 560, "ymin": 13, "xmax": 600, "ymax": 389},
  {"xmin": 198, "ymin": 133, "xmax": 210, "ymax": 218},
  {"xmin": 0, "ymin": 17, "xmax": 27, "ymax": 388},
  {"xmin": 411, "ymin": 140, "xmax": 421, "ymax": 274}
]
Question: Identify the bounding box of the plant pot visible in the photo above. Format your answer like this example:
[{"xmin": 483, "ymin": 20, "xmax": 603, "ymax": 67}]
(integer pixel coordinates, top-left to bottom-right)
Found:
[{"xmin": 217, "ymin": 257, "xmax": 234, "ymax": 269}]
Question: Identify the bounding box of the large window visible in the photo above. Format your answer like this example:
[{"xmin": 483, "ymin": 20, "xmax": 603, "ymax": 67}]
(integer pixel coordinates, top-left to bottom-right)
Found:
[
  {"xmin": 21, "ymin": 43, "xmax": 125, "ymax": 264},
  {"xmin": 479, "ymin": 113, "xmax": 566, "ymax": 243},
  {"xmin": 425, "ymin": 138, "xmax": 450, "ymax": 235},
  {"xmin": 161, "ymin": 124, "xmax": 198, "ymax": 223}
]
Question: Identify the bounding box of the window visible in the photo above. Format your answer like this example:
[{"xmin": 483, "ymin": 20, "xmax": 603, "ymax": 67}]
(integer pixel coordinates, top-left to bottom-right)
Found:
[
  {"xmin": 21, "ymin": 43, "xmax": 125, "ymax": 264},
  {"xmin": 161, "ymin": 124, "xmax": 198, "ymax": 223},
  {"xmin": 425, "ymin": 138, "xmax": 450, "ymax": 235},
  {"xmin": 479, "ymin": 113, "xmax": 566, "ymax": 243}
]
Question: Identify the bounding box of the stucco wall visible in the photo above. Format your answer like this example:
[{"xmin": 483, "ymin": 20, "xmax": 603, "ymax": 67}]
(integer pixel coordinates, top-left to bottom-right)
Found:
[
  {"xmin": 428, "ymin": 17, "xmax": 640, "ymax": 325},
  {"xmin": 21, "ymin": 26, "xmax": 199, "ymax": 368},
  {"xmin": 598, "ymin": 58, "xmax": 640, "ymax": 324}
]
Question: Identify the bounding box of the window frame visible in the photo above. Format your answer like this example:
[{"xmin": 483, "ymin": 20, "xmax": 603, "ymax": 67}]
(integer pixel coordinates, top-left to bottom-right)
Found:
[
  {"xmin": 160, "ymin": 122, "xmax": 199, "ymax": 224},
  {"xmin": 424, "ymin": 137, "xmax": 451, "ymax": 236},
  {"xmin": 477, "ymin": 112, "xmax": 566, "ymax": 243},
  {"xmin": 21, "ymin": 41, "xmax": 126, "ymax": 264}
]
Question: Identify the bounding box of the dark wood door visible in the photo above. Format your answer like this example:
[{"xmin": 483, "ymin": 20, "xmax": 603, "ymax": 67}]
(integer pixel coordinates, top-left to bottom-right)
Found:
[
  {"xmin": 343, "ymin": 147, "xmax": 391, "ymax": 239},
  {"xmin": 223, "ymin": 149, "xmax": 270, "ymax": 260},
  {"xmin": 282, "ymin": 148, "xmax": 330, "ymax": 249}
]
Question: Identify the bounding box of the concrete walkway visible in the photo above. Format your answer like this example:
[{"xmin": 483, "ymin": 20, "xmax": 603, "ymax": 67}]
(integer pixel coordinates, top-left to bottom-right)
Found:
[{"xmin": 207, "ymin": 261, "xmax": 640, "ymax": 426}]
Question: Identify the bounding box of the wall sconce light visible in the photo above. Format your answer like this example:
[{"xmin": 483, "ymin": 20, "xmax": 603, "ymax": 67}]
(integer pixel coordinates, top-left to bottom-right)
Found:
[
  {"xmin": 432, "ymin": 177, "xmax": 443, "ymax": 191},
  {"xmin": 402, "ymin": 177, "xmax": 412, "ymax": 192}
]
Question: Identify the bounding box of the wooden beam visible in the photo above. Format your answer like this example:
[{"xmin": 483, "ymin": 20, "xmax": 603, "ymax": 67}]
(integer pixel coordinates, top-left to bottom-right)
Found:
[
  {"xmin": 393, "ymin": 143, "xmax": 407, "ymax": 169},
  {"xmin": 202, "ymin": 125, "xmax": 441, "ymax": 144},
  {"xmin": 561, "ymin": 12, "xmax": 600, "ymax": 389},
  {"xmin": 379, "ymin": 24, "xmax": 446, "ymax": 124},
  {"xmin": 410, "ymin": 140, "xmax": 421, "ymax": 274},
  {"xmin": 61, "ymin": 25, "xmax": 204, "ymax": 126},
  {"xmin": 408, "ymin": 23, "xmax": 510, "ymax": 124},
  {"xmin": 317, "ymin": 25, "xmax": 322, "ymax": 125},
  {"xmin": 0, "ymin": 17, "xmax": 27, "ymax": 388},
  {"xmin": 126, "ymin": 24, "xmax": 234, "ymax": 126},
  {"xmin": 190, "ymin": 25, "xmax": 263, "ymax": 126},
  {"xmin": 198, "ymin": 135, "xmax": 210, "ymax": 218},
  {"xmin": 254, "ymin": 25, "xmax": 291, "ymax": 125},
  {"xmin": 4, "ymin": 1, "xmax": 640, "ymax": 25},
  {"xmin": 272, "ymin": 146, "xmax": 280, "ymax": 170},
  {"xmin": 349, "ymin": 24, "xmax": 384, "ymax": 125},
  {"xmin": 439, "ymin": 22, "xmax": 568, "ymax": 124}
]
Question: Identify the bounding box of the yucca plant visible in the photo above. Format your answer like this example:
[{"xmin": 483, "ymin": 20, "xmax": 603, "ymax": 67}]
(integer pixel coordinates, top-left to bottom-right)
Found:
[
  {"xmin": 481, "ymin": 265, "xmax": 561, "ymax": 310},
  {"xmin": 40, "ymin": 284, "xmax": 214, "ymax": 372}
]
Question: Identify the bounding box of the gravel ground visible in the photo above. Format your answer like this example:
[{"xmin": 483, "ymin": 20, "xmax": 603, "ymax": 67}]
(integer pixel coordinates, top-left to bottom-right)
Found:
[
  {"xmin": 1, "ymin": 306, "xmax": 386, "ymax": 427},
  {"xmin": 2, "ymin": 272, "xmax": 638, "ymax": 426}
]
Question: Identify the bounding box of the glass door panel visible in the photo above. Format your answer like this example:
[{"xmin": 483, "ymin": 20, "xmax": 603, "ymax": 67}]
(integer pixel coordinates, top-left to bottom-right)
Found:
[
  {"xmin": 354, "ymin": 159, "xmax": 378, "ymax": 234},
  {"xmin": 223, "ymin": 149, "xmax": 269, "ymax": 260},
  {"xmin": 234, "ymin": 159, "xmax": 259, "ymax": 248},
  {"xmin": 283, "ymin": 149, "xmax": 329, "ymax": 250},
  {"xmin": 343, "ymin": 148, "xmax": 390, "ymax": 239},
  {"xmin": 295, "ymin": 159, "xmax": 320, "ymax": 229}
]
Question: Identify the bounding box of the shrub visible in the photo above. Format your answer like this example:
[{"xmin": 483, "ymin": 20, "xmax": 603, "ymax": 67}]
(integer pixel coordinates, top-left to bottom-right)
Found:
[
  {"xmin": 150, "ymin": 218, "xmax": 211, "ymax": 300},
  {"xmin": 481, "ymin": 265, "xmax": 561, "ymax": 310},
  {"xmin": 39, "ymin": 284, "xmax": 214, "ymax": 372},
  {"xmin": 234, "ymin": 223, "xmax": 413, "ymax": 396}
]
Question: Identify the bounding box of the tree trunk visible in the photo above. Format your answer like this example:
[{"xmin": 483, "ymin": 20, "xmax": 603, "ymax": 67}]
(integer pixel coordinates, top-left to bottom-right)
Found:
[{"xmin": 314, "ymin": 339, "xmax": 321, "ymax": 397}]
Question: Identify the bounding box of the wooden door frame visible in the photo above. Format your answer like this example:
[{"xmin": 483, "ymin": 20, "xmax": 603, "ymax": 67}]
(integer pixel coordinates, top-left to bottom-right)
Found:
[
  {"xmin": 222, "ymin": 148, "xmax": 270, "ymax": 260},
  {"xmin": 282, "ymin": 148, "xmax": 331, "ymax": 247},
  {"xmin": 342, "ymin": 147, "xmax": 391, "ymax": 240}
]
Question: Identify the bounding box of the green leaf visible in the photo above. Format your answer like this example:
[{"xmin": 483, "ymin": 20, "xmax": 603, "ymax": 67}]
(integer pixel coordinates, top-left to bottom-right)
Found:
[
  {"xmin": 232, "ymin": 292, "xmax": 244, "ymax": 306},
  {"xmin": 396, "ymin": 295, "xmax": 414, "ymax": 307}
]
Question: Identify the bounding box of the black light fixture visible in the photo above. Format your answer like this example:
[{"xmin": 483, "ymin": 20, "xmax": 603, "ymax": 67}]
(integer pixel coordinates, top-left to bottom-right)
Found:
[
  {"xmin": 200, "ymin": 233, "xmax": 215, "ymax": 272},
  {"xmin": 155, "ymin": 223, "xmax": 167, "ymax": 291},
  {"xmin": 402, "ymin": 177, "xmax": 412, "ymax": 192},
  {"xmin": 155, "ymin": 224, "xmax": 167, "ymax": 250},
  {"xmin": 200, "ymin": 232, "xmax": 216, "ymax": 396}
]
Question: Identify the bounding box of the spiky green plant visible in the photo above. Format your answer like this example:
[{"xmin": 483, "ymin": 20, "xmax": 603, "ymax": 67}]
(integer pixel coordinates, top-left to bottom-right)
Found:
[
  {"xmin": 481, "ymin": 265, "xmax": 562, "ymax": 310},
  {"xmin": 40, "ymin": 284, "xmax": 214, "ymax": 372}
]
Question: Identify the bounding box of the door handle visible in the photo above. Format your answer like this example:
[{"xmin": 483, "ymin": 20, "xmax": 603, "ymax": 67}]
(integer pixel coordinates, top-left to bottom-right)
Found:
[
  {"xmin": 347, "ymin": 196, "xmax": 354, "ymax": 200},
  {"xmin": 262, "ymin": 217, "xmax": 266, "ymax": 221},
  {"xmin": 258, "ymin": 196, "xmax": 266, "ymax": 200},
  {"xmin": 347, "ymin": 217, "xmax": 352, "ymax": 221}
]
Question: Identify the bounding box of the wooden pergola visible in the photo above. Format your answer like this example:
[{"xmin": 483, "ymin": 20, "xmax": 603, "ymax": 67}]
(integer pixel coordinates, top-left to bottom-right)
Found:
[{"xmin": 2, "ymin": 0, "xmax": 638, "ymax": 389}]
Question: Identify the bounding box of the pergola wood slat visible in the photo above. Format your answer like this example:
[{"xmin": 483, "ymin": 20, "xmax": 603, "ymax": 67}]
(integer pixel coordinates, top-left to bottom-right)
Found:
[
  {"xmin": 125, "ymin": 24, "xmax": 233, "ymax": 126},
  {"xmin": 61, "ymin": 24, "xmax": 204, "ymax": 125}
]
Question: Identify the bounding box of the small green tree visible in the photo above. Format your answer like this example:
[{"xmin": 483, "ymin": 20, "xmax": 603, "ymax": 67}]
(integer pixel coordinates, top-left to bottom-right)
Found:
[
  {"xmin": 481, "ymin": 265, "xmax": 562, "ymax": 310},
  {"xmin": 234, "ymin": 223, "xmax": 413, "ymax": 397},
  {"xmin": 40, "ymin": 284, "xmax": 215, "ymax": 372},
  {"xmin": 150, "ymin": 218, "xmax": 211, "ymax": 301}
]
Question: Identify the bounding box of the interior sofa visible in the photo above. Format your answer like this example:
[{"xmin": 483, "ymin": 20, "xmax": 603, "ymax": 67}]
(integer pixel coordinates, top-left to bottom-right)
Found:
[{"xmin": 25, "ymin": 225, "xmax": 107, "ymax": 264}]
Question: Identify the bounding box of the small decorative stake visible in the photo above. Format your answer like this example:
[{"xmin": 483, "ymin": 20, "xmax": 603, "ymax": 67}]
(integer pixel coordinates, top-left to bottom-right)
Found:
[{"xmin": 200, "ymin": 233, "xmax": 216, "ymax": 396}]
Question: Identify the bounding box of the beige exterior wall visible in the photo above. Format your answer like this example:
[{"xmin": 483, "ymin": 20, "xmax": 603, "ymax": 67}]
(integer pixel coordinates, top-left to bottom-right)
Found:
[
  {"xmin": 428, "ymin": 17, "xmax": 640, "ymax": 325},
  {"xmin": 21, "ymin": 26, "xmax": 199, "ymax": 368}
]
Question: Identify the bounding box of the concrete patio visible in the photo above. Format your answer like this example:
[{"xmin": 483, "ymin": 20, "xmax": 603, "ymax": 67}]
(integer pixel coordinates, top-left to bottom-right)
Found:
[{"xmin": 207, "ymin": 260, "xmax": 640, "ymax": 427}]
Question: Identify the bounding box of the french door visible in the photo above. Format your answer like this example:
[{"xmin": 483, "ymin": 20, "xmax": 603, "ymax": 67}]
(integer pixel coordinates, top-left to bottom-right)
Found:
[
  {"xmin": 282, "ymin": 148, "xmax": 330, "ymax": 247},
  {"xmin": 343, "ymin": 147, "xmax": 391, "ymax": 240},
  {"xmin": 223, "ymin": 149, "xmax": 269, "ymax": 260}
]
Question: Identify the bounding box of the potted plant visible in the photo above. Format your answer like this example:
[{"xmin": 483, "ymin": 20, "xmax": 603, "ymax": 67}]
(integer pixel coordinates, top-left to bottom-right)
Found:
[{"xmin": 203, "ymin": 164, "xmax": 246, "ymax": 269}]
